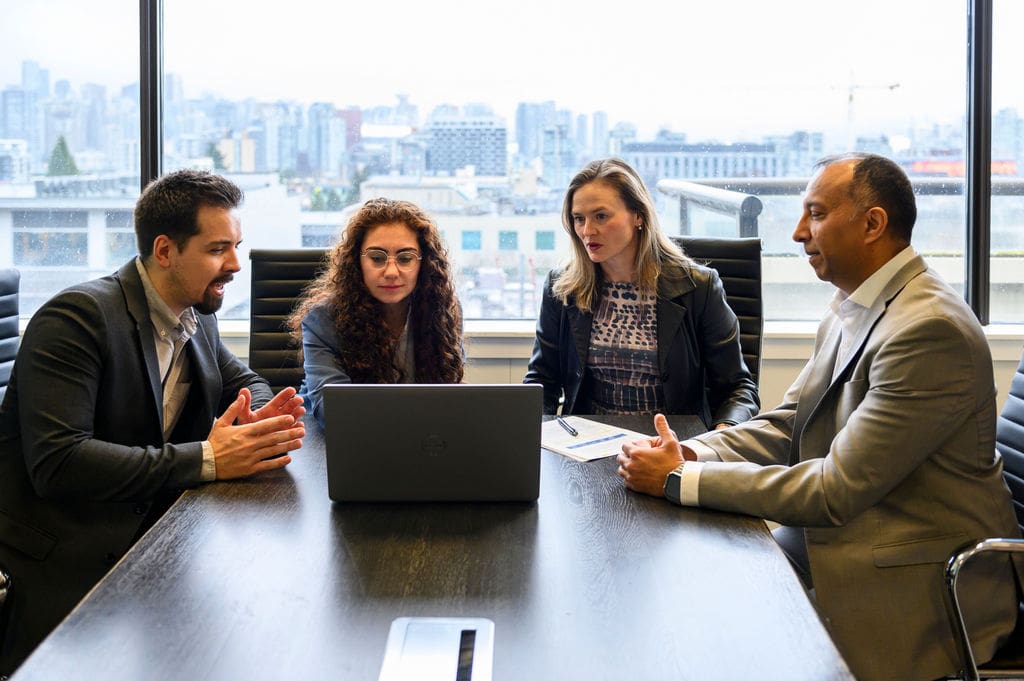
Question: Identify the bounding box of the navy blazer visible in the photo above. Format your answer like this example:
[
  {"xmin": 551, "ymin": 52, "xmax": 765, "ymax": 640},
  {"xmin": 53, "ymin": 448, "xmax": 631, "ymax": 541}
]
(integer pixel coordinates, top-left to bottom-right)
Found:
[
  {"xmin": 0, "ymin": 260, "xmax": 272, "ymax": 674},
  {"xmin": 524, "ymin": 262, "xmax": 758, "ymax": 427}
]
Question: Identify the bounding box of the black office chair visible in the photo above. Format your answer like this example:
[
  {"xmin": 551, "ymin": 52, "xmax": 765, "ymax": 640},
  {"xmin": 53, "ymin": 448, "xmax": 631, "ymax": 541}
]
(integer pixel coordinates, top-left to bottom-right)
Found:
[
  {"xmin": 672, "ymin": 236, "xmax": 763, "ymax": 387},
  {"xmin": 0, "ymin": 268, "xmax": 20, "ymax": 403},
  {"xmin": 0, "ymin": 269, "xmax": 16, "ymax": 656},
  {"xmin": 248, "ymin": 249, "xmax": 329, "ymax": 394},
  {"xmin": 945, "ymin": 347, "xmax": 1024, "ymax": 680}
]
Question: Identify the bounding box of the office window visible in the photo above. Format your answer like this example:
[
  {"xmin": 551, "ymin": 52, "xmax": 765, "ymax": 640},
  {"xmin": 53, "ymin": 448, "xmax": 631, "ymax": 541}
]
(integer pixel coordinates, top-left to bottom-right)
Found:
[
  {"xmin": 0, "ymin": 1, "xmax": 139, "ymax": 314},
  {"xmin": 462, "ymin": 230, "xmax": 482, "ymax": 251},
  {"xmin": 3, "ymin": 1, "xmax": 1015, "ymax": 322},
  {"xmin": 536, "ymin": 230, "xmax": 555, "ymax": 251},
  {"xmin": 499, "ymin": 230, "xmax": 517, "ymax": 251},
  {"xmin": 301, "ymin": 223, "xmax": 341, "ymax": 248},
  {"xmin": 12, "ymin": 210, "xmax": 88, "ymax": 267},
  {"xmin": 990, "ymin": 0, "xmax": 1024, "ymax": 323},
  {"xmin": 14, "ymin": 231, "xmax": 87, "ymax": 267},
  {"xmin": 158, "ymin": 0, "xmax": 984, "ymax": 320},
  {"xmin": 106, "ymin": 232, "xmax": 137, "ymax": 265},
  {"xmin": 105, "ymin": 210, "xmax": 136, "ymax": 266}
]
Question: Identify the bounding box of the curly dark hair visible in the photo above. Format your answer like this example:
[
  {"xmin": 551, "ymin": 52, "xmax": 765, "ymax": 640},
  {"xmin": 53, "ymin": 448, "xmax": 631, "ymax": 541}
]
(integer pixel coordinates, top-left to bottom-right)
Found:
[{"xmin": 288, "ymin": 197, "xmax": 464, "ymax": 384}]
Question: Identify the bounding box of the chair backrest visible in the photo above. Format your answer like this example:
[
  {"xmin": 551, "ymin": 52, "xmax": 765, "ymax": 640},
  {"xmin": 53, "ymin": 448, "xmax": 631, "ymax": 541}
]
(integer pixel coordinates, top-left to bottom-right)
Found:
[
  {"xmin": 0, "ymin": 268, "xmax": 20, "ymax": 397},
  {"xmin": 672, "ymin": 236, "xmax": 763, "ymax": 387},
  {"xmin": 999, "ymin": 348, "xmax": 1024, "ymax": 536},
  {"xmin": 249, "ymin": 249, "xmax": 328, "ymax": 394}
]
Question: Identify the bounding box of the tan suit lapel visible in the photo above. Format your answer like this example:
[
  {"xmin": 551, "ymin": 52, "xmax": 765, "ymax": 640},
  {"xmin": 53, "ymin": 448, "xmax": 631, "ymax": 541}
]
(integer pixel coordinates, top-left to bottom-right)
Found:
[
  {"xmin": 789, "ymin": 255, "xmax": 929, "ymax": 465},
  {"xmin": 789, "ymin": 322, "xmax": 841, "ymax": 465}
]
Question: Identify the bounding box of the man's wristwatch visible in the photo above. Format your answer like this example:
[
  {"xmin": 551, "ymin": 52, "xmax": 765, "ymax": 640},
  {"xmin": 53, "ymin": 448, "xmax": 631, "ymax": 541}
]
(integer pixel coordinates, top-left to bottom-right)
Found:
[{"xmin": 663, "ymin": 462, "xmax": 687, "ymax": 505}]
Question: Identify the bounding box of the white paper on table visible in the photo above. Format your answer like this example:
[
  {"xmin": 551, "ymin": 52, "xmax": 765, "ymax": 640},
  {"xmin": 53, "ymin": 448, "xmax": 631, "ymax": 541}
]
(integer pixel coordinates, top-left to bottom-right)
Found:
[{"xmin": 541, "ymin": 416, "xmax": 653, "ymax": 462}]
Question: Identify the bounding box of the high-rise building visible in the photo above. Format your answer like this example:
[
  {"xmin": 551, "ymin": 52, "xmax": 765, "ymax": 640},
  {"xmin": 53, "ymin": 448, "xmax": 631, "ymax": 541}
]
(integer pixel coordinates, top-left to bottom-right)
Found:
[
  {"xmin": 274, "ymin": 102, "xmax": 303, "ymax": 175},
  {"xmin": 307, "ymin": 102, "xmax": 346, "ymax": 178},
  {"xmin": 0, "ymin": 139, "xmax": 29, "ymax": 183},
  {"xmin": 364, "ymin": 95, "xmax": 419, "ymax": 127},
  {"xmin": 608, "ymin": 122, "xmax": 637, "ymax": 157},
  {"xmin": 592, "ymin": 111, "xmax": 609, "ymax": 159},
  {"xmin": 0, "ymin": 88, "xmax": 28, "ymax": 141},
  {"xmin": 21, "ymin": 60, "xmax": 50, "ymax": 99},
  {"xmin": 3, "ymin": 86, "xmax": 42, "ymax": 168},
  {"xmin": 217, "ymin": 131, "xmax": 257, "ymax": 172},
  {"xmin": 337, "ymin": 107, "xmax": 362, "ymax": 153},
  {"xmin": 43, "ymin": 80, "xmax": 76, "ymax": 166},
  {"xmin": 765, "ymin": 130, "xmax": 824, "ymax": 176},
  {"xmin": 622, "ymin": 140, "xmax": 781, "ymax": 187},
  {"xmin": 515, "ymin": 101, "xmax": 555, "ymax": 167},
  {"xmin": 575, "ymin": 113, "xmax": 588, "ymax": 165},
  {"xmin": 79, "ymin": 83, "xmax": 106, "ymax": 153},
  {"xmin": 540, "ymin": 110, "xmax": 576, "ymax": 189},
  {"xmin": 426, "ymin": 108, "xmax": 507, "ymax": 177}
]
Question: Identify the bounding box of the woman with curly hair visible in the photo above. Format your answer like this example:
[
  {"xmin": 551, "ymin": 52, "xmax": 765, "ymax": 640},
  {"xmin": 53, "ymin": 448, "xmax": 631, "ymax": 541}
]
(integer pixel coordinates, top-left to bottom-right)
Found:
[
  {"xmin": 289, "ymin": 198, "xmax": 464, "ymax": 426},
  {"xmin": 524, "ymin": 158, "xmax": 758, "ymax": 429}
]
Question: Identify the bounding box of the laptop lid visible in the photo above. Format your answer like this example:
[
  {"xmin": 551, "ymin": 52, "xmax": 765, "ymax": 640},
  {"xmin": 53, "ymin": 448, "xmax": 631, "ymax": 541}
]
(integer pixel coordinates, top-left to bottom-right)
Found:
[{"xmin": 323, "ymin": 383, "xmax": 543, "ymax": 502}]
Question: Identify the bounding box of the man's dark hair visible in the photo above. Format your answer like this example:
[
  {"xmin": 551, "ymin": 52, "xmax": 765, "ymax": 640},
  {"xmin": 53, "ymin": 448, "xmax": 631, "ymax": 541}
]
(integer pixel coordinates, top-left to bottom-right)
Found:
[
  {"xmin": 133, "ymin": 170, "xmax": 243, "ymax": 258},
  {"xmin": 815, "ymin": 153, "xmax": 917, "ymax": 243}
]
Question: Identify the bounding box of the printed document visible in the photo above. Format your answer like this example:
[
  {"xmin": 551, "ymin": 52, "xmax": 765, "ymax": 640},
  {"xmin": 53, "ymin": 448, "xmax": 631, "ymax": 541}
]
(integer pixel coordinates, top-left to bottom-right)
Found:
[{"xmin": 541, "ymin": 416, "xmax": 652, "ymax": 462}]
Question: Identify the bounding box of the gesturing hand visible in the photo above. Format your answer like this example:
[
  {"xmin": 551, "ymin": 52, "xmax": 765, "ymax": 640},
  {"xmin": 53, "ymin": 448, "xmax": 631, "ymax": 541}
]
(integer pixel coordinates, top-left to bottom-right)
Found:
[
  {"xmin": 234, "ymin": 387, "xmax": 306, "ymax": 425},
  {"xmin": 616, "ymin": 414, "xmax": 693, "ymax": 497},
  {"xmin": 209, "ymin": 393, "xmax": 306, "ymax": 479}
]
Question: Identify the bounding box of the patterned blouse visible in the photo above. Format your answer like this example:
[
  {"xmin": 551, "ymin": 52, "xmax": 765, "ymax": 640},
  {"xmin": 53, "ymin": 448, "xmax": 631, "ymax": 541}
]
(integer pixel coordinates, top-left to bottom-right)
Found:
[{"xmin": 587, "ymin": 281, "xmax": 663, "ymax": 414}]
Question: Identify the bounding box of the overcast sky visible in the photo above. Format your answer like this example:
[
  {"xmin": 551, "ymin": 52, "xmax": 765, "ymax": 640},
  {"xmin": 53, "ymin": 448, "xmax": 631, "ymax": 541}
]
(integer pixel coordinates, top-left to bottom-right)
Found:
[{"xmin": 3, "ymin": 0, "xmax": 1022, "ymax": 142}]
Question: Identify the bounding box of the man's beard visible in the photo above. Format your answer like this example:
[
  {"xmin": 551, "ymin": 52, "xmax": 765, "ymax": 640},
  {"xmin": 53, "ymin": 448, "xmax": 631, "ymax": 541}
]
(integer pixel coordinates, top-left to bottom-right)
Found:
[
  {"xmin": 194, "ymin": 290, "xmax": 224, "ymax": 315},
  {"xmin": 193, "ymin": 276, "xmax": 232, "ymax": 315}
]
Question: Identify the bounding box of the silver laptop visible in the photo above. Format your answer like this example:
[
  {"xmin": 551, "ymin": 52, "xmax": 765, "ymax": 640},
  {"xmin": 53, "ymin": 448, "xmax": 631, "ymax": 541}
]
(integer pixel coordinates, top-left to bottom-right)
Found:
[{"xmin": 323, "ymin": 383, "xmax": 543, "ymax": 502}]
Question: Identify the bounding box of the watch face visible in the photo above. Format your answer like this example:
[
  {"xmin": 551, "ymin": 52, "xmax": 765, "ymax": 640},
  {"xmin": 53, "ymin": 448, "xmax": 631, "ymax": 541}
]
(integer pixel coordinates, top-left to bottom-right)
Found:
[{"xmin": 664, "ymin": 471, "xmax": 683, "ymax": 504}]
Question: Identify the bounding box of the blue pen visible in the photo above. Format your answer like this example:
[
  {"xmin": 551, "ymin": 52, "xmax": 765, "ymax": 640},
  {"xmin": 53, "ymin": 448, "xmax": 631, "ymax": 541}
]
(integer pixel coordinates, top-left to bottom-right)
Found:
[{"xmin": 555, "ymin": 416, "xmax": 579, "ymax": 437}]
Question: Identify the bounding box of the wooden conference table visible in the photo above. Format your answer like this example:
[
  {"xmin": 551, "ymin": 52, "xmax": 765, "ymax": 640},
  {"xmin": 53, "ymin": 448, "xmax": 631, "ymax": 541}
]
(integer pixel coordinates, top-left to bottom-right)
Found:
[{"xmin": 14, "ymin": 416, "xmax": 853, "ymax": 680}]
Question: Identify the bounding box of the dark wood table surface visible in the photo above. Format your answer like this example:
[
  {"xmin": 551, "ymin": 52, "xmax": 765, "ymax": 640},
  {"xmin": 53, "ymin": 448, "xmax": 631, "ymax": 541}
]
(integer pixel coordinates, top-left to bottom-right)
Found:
[{"xmin": 14, "ymin": 415, "xmax": 853, "ymax": 680}]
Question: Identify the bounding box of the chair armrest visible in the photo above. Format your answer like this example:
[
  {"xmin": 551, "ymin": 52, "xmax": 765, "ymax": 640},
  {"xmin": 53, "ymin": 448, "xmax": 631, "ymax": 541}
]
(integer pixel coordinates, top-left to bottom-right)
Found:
[{"xmin": 945, "ymin": 538, "xmax": 1024, "ymax": 681}]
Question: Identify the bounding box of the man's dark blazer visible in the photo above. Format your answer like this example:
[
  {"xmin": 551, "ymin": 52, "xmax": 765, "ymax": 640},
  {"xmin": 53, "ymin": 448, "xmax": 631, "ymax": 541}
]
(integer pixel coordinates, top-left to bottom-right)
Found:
[
  {"xmin": 0, "ymin": 260, "xmax": 272, "ymax": 673},
  {"xmin": 524, "ymin": 262, "xmax": 759, "ymax": 427}
]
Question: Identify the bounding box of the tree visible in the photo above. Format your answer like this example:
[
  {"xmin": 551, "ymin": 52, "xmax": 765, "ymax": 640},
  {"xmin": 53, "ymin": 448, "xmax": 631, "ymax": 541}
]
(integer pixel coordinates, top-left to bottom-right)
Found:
[
  {"xmin": 342, "ymin": 166, "xmax": 369, "ymax": 206},
  {"xmin": 46, "ymin": 135, "xmax": 79, "ymax": 176},
  {"xmin": 325, "ymin": 188, "xmax": 343, "ymax": 211},
  {"xmin": 309, "ymin": 186, "xmax": 326, "ymax": 211},
  {"xmin": 206, "ymin": 143, "xmax": 227, "ymax": 171}
]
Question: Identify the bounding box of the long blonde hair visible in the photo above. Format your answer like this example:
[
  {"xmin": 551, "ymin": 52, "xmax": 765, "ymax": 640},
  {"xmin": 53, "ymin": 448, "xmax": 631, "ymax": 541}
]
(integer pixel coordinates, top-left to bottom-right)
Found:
[{"xmin": 553, "ymin": 157, "xmax": 690, "ymax": 312}]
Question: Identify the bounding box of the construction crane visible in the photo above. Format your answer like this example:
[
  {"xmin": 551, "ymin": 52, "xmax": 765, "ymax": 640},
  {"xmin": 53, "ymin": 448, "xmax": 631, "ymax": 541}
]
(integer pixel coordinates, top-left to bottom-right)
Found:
[{"xmin": 843, "ymin": 73, "xmax": 901, "ymax": 147}]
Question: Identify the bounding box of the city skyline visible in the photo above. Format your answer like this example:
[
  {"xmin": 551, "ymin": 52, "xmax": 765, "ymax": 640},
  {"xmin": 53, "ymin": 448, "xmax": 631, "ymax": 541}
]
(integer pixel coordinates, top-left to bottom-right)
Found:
[
  {"xmin": 4, "ymin": 0, "xmax": 1023, "ymax": 143},
  {"xmin": 8, "ymin": 56, "xmax": 1016, "ymax": 188}
]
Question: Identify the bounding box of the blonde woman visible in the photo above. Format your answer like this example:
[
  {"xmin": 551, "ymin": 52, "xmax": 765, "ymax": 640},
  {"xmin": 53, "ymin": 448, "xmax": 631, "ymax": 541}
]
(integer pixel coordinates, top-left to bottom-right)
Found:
[{"xmin": 524, "ymin": 158, "xmax": 758, "ymax": 429}]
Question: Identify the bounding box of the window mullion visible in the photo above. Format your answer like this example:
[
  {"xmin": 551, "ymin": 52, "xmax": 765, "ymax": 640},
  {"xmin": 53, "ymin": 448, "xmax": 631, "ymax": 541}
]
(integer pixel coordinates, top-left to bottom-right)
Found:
[
  {"xmin": 139, "ymin": 0, "xmax": 163, "ymax": 189},
  {"xmin": 966, "ymin": 0, "xmax": 993, "ymax": 323}
]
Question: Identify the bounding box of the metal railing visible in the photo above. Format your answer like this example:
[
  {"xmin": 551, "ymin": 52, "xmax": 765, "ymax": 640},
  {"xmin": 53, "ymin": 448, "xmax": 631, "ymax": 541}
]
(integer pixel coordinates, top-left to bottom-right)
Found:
[
  {"xmin": 658, "ymin": 176, "xmax": 1024, "ymax": 239},
  {"xmin": 657, "ymin": 179, "xmax": 763, "ymax": 237}
]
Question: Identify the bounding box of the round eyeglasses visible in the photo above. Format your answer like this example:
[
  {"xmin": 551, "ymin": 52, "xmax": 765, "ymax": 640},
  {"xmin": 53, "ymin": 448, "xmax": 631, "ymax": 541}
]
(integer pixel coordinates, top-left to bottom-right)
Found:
[{"xmin": 361, "ymin": 249, "xmax": 422, "ymax": 271}]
